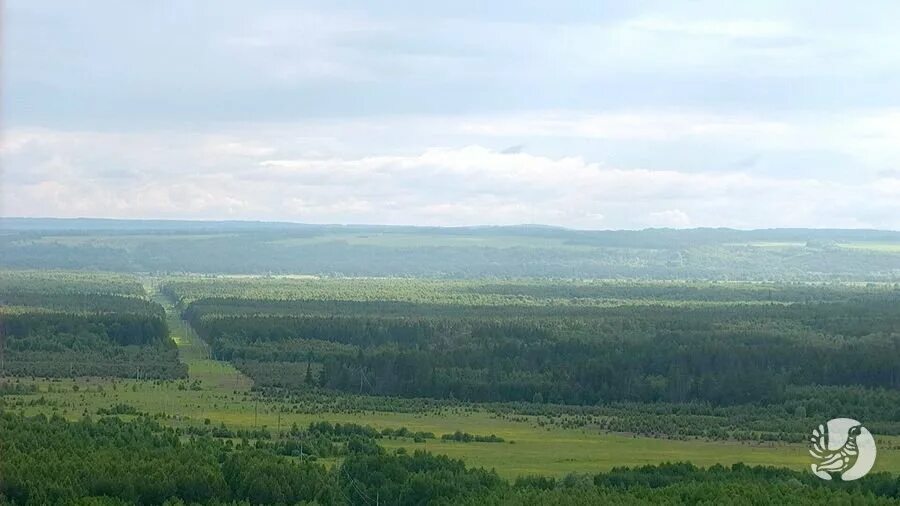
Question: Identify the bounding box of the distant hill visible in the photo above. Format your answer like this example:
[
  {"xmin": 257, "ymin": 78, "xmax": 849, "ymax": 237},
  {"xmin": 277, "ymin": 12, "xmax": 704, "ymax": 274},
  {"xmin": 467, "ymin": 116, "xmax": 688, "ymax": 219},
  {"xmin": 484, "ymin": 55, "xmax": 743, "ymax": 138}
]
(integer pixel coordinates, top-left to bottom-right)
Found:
[{"xmin": 2, "ymin": 218, "xmax": 898, "ymax": 280}]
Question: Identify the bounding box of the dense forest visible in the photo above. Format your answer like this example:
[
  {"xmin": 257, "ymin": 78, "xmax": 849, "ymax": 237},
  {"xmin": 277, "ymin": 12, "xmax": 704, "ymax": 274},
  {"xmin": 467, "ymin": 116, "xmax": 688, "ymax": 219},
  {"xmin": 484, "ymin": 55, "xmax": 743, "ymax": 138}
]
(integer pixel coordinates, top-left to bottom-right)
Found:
[
  {"xmin": 3, "ymin": 269, "xmax": 900, "ymax": 503},
  {"xmin": 0, "ymin": 271, "xmax": 186, "ymax": 379},
  {"xmin": 1, "ymin": 412, "xmax": 898, "ymax": 505},
  {"xmin": 165, "ymin": 279, "xmax": 900, "ymax": 408},
  {"xmin": 3, "ymin": 219, "xmax": 899, "ymax": 280}
]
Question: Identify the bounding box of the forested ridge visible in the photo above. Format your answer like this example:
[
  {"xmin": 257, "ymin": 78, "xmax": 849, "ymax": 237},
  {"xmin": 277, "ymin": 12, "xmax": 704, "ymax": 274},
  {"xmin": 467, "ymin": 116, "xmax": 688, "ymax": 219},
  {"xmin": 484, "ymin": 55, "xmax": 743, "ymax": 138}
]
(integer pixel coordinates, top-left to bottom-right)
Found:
[{"xmin": 4, "ymin": 221, "xmax": 899, "ymax": 280}]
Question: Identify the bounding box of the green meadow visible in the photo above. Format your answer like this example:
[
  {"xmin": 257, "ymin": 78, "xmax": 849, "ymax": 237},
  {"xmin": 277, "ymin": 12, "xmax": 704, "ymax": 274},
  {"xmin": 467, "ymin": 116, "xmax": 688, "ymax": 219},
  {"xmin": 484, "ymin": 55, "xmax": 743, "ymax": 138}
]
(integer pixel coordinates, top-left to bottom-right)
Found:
[
  {"xmin": 3, "ymin": 276, "xmax": 898, "ymax": 484},
  {"xmin": 838, "ymin": 242, "xmax": 900, "ymax": 252},
  {"xmin": 740, "ymin": 240, "xmax": 900, "ymax": 252},
  {"xmin": 10, "ymin": 373, "xmax": 900, "ymax": 479},
  {"xmin": 5, "ymin": 293, "xmax": 898, "ymax": 480}
]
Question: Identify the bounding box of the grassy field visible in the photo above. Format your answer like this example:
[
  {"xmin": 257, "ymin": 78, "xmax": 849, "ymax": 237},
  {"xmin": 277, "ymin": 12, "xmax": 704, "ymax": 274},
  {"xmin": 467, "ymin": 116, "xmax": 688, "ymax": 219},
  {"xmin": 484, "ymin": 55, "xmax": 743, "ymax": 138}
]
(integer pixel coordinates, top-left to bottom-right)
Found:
[
  {"xmin": 3, "ymin": 285, "xmax": 897, "ymax": 479},
  {"xmin": 8, "ymin": 373, "xmax": 900, "ymax": 479},
  {"xmin": 151, "ymin": 286, "xmax": 253, "ymax": 391},
  {"xmin": 739, "ymin": 241, "xmax": 900, "ymax": 253},
  {"xmin": 740, "ymin": 242, "xmax": 808, "ymax": 248},
  {"xmin": 838, "ymin": 242, "xmax": 900, "ymax": 252}
]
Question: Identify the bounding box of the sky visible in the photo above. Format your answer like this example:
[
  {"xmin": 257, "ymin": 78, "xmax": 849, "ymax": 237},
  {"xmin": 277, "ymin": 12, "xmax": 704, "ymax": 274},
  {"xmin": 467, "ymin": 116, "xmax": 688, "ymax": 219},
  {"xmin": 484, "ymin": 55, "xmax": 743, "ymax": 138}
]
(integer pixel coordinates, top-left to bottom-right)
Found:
[{"xmin": 2, "ymin": 0, "xmax": 900, "ymax": 230}]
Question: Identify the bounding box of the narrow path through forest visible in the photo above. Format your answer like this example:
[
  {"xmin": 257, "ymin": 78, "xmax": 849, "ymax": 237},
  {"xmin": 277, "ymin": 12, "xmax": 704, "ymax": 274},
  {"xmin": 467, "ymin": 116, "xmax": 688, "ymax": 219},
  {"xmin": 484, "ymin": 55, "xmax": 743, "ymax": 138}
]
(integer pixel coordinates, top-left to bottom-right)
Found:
[{"xmin": 145, "ymin": 280, "xmax": 252, "ymax": 391}]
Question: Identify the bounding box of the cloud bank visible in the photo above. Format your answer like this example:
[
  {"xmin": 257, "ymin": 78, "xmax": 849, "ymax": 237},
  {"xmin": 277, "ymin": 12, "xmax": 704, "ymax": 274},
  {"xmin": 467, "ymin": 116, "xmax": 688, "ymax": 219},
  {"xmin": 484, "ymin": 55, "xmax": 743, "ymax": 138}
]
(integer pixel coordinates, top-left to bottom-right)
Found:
[
  {"xmin": 4, "ymin": 1, "xmax": 900, "ymax": 229},
  {"xmin": 4, "ymin": 125, "xmax": 898, "ymax": 229}
]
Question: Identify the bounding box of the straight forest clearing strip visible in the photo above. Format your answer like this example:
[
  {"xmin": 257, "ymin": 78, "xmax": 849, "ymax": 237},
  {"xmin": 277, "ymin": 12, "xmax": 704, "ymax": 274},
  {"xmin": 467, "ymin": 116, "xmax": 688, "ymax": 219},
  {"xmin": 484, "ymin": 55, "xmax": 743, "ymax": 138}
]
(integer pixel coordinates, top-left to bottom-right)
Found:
[
  {"xmin": 147, "ymin": 283, "xmax": 252, "ymax": 391},
  {"xmin": 2, "ymin": 272, "xmax": 898, "ymax": 481}
]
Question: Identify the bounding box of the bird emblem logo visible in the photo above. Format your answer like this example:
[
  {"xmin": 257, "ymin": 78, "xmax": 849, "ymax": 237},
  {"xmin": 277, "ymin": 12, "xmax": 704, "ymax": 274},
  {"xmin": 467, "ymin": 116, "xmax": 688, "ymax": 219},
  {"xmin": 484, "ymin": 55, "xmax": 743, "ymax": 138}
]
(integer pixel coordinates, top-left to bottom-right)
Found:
[{"xmin": 809, "ymin": 418, "xmax": 876, "ymax": 481}]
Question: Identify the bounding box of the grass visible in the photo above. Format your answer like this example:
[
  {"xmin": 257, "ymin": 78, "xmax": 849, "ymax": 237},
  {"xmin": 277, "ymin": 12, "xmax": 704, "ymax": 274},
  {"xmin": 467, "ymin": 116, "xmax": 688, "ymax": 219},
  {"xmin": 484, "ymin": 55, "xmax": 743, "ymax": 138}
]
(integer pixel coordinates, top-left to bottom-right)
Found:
[
  {"xmin": 741, "ymin": 242, "xmax": 807, "ymax": 249},
  {"xmin": 159, "ymin": 299, "xmax": 252, "ymax": 391},
  {"xmin": 738, "ymin": 241, "xmax": 900, "ymax": 253},
  {"xmin": 3, "ymin": 285, "xmax": 897, "ymax": 479},
  {"xmin": 9, "ymin": 375, "xmax": 900, "ymax": 478},
  {"xmin": 838, "ymin": 242, "xmax": 900, "ymax": 253}
]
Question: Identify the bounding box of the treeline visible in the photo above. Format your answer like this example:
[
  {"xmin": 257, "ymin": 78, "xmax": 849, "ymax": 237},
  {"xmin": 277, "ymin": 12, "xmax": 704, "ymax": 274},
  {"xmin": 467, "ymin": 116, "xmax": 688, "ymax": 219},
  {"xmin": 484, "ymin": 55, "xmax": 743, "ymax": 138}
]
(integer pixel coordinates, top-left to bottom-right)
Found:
[
  {"xmin": 463, "ymin": 280, "xmax": 898, "ymax": 303},
  {"xmin": 3, "ymin": 312, "xmax": 167, "ymax": 347},
  {"xmin": 0, "ymin": 413, "xmax": 340, "ymax": 505},
  {"xmin": 166, "ymin": 277, "xmax": 900, "ymax": 310},
  {"xmin": 0, "ymin": 271, "xmax": 186, "ymax": 380},
  {"xmin": 2, "ymin": 412, "xmax": 900, "ymax": 505},
  {"xmin": 0, "ymin": 292, "xmax": 164, "ymax": 316},
  {"xmin": 442, "ymin": 430, "xmax": 505, "ymax": 443},
  {"xmin": 0, "ymin": 269, "xmax": 145, "ymax": 296},
  {"xmin": 5, "ymin": 225, "xmax": 900, "ymax": 280},
  {"xmin": 1, "ymin": 349, "xmax": 185, "ymax": 379},
  {"xmin": 178, "ymin": 290, "xmax": 900, "ymax": 406},
  {"xmin": 243, "ymin": 384, "xmax": 900, "ymax": 443}
]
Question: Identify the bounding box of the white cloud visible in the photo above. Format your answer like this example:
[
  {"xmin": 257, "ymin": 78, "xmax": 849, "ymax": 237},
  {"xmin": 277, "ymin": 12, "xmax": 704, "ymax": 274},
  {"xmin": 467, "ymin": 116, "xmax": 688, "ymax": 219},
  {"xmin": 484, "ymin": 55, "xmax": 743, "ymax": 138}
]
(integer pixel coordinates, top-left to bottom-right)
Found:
[
  {"xmin": 3, "ymin": 126, "xmax": 898, "ymax": 229},
  {"xmin": 6, "ymin": 1, "xmax": 900, "ymax": 233},
  {"xmin": 625, "ymin": 18, "xmax": 794, "ymax": 39},
  {"xmin": 219, "ymin": 9, "xmax": 388, "ymax": 82},
  {"xmin": 646, "ymin": 210, "xmax": 692, "ymax": 228},
  {"xmin": 459, "ymin": 111, "xmax": 790, "ymax": 141}
]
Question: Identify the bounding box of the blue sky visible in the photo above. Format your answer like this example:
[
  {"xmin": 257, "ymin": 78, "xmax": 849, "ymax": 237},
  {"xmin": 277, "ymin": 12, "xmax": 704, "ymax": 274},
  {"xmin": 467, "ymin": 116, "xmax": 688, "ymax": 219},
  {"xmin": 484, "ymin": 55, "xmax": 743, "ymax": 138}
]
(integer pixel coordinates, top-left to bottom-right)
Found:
[{"xmin": 3, "ymin": 0, "xmax": 900, "ymax": 229}]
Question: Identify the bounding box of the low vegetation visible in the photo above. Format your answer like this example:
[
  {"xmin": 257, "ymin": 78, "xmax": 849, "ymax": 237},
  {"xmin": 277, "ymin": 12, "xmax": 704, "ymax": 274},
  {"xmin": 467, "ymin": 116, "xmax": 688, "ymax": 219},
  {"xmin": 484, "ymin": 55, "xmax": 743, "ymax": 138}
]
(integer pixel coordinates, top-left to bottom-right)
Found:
[
  {"xmin": 2, "ymin": 412, "xmax": 899, "ymax": 505},
  {"xmin": 3, "ymin": 269, "xmax": 900, "ymax": 504}
]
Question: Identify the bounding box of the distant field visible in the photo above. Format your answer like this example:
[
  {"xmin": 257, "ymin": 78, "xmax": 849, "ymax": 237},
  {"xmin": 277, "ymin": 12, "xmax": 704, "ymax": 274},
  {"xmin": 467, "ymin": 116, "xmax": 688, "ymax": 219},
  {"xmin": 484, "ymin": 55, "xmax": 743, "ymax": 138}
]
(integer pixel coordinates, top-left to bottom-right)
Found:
[
  {"xmin": 4, "ymin": 273, "xmax": 900, "ymax": 483},
  {"xmin": 739, "ymin": 240, "xmax": 900, "ymax": 252},
  {"xmin": 740, "ymin": 242, "xmax": 807, "ymax": 248},
  {"xmin": 7, "ymin": 372, "xmax": 900, "ymax": 479},
  {"xmin": 5, "ymin": 289, "xmax": 899, "ymax": 480},
  {"xmin": 838, "ymin": 242, "xmax": 900, "ymax": 252},
  {"xmin": 10, "ymin": 375, "xmax": 889, "ymax": 479}
]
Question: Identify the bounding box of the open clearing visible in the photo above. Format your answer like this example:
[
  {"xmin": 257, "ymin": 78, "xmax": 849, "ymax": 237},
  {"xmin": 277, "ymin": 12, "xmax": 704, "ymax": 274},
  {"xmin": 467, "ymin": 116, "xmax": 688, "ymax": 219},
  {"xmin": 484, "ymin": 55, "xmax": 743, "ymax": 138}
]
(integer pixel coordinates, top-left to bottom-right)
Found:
[
  {"xmin": 9, "ymin": 286, "xmax": 900, "ymax": 480},
  {"xmin": 838, "ymin": 242, "xmax": 900, "ymax": 252},
  {"xmin": 4, "ymin": 282, "xmax": 897, "ymax": 479},
  {"xmin": 739, "ymin": 241, "xmax": 900, "ymax": 252},
  {"xmin": 10, "ymin": 374, "xmax": 900, "ymax": 479}
]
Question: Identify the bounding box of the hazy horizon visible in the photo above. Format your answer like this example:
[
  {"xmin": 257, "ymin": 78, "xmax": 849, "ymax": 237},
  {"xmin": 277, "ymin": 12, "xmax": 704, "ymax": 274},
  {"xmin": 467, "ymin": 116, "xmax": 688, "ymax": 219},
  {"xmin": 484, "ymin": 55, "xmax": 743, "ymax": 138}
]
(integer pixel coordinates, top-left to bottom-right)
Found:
[{"xmin": 6, "ymin": 215, "xmax": 900, "ymax": 234}]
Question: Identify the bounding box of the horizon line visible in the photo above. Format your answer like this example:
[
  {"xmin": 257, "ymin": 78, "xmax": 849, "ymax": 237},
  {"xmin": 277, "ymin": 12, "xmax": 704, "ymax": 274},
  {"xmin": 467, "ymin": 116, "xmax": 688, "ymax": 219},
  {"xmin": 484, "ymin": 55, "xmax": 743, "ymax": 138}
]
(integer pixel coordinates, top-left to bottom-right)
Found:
[{"xmin": 2, "ymin": 216, "xmax": 900, "ymax": 234}]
